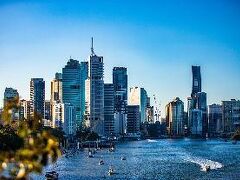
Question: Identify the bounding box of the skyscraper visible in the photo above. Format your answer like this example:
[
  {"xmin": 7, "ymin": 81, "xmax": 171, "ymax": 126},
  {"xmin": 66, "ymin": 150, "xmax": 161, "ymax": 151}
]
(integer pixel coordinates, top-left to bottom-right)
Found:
[
  {"xmin": 222, "ymin": 99, "xmax": 240, "ymax": 133},
  {"xmin": 165, "ymin": 97, "xmax": 184, "ymax": 136},
  {"xmin": 113, "ymin": 67, "xmax": 128, "ymax": 113},
  {"xmin": 191, "ymin": 109, "xmax": 203, "ymax": 136},
  {"xmin": 51, "ymin": 72, "xmax": 62, "ymax": 103},
  {"xmin": 188, "ymin": 66, "xmax": 207, "ymax": 137},
  {"xmin": 208, "ymin": 104, "xmax": 222, "ymax": 137},
  {"xmin": 195, "ymin": 92, "xmax": 208, "ymax": 136},
  {"xmin": 80, "ymin": 61, "xmax": 88, "ymax": 123},
  {"xmin": 191, "ymin": 66, "xmax": 201, "ymax": 97},
  {"xmin": 51, "ymin": 102, "xmax": 76, "ymax": 136},
  {"xmin": 146, "ymin": 97, "xmax": 154, "ymax": 123},
  {"xmin": 126, "ymin": 105, "xmax": 140, "ymax": 135},
  {"xmin": 44, "ymin": 100, "xmax": 51, "ymax": 120},
  {"xmin": 62, "ymin": 59, "xmax": 82, "ymax": 128},
  {"xmin": 104, "ymin": 83, "xmax": 115, "ymax": 136},
  {"xmin": 30, "ymin": 78, "xmax": 45, "ymax": 118},
  {"xmin": 4, "ymin": 87, "xmax": 19, "ymax": 120},
  {"xmin": 129, "ymin": 87, "xmax": 148, "ymax": 123},
  {"xmin": 113, "ymin": 67, "xmax": 128, "ymax": 136},
  {"xmin": 87, "ymin": 38, "xmax": 104, "ymax": 135},
  {"xmin": 19, "ymin": 99, "xmax": 31, "ymax": 120},
  {"xmin": 4, "ymin": 87, "xmax": 19, "ymax": 106}
]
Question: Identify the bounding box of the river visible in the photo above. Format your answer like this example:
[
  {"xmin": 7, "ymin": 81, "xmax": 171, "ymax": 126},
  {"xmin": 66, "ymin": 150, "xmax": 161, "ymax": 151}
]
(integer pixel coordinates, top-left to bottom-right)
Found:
[{"xmin": 33, "ymin": 139, "xmax": 240, "ymax": 179}]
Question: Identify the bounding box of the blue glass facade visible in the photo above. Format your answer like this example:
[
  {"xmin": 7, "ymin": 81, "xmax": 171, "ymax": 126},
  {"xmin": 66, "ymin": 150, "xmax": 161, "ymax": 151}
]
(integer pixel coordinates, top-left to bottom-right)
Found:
[{"xmin": 62, "ymin": 59, "xmax": 82, "ymax": 128}]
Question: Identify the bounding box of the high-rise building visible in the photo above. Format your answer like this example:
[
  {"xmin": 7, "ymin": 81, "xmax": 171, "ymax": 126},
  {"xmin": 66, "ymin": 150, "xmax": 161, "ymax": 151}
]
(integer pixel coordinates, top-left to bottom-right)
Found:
[
  {"xmin": 126, "ymin": 105, "xmax": 140, "ymax": 134},
  {"xmin": 191, "ymin": 66, "xmax": 201, "ymax": 97},
  {"xmin": 113, "ymin": 67, "xmax": 128, "ymax": 136},
  {"xmin": 188, "ymin": 92, "xmax": 208, "ymax": 137},
  {"xmin": 146, "ymin": 97, "xmax": 154, "ymax": 123},
  {"xmin": 19, "ymin": 99, "xmax": 31, "ymax": 120},
  {"xmin": 51, "ymin": 72, "xmax": 62, "ymax": 103},
  {"xmin": 87, "ymin": 38, "xmax": 104, "ymax": 135},
  {"xmin": 85, "ymin": 77, "xmax": 91, "ymax": 128},
  {"xmin": 165, "ymin": 97, "xmax": 184, "ymax": 136},
  {"xmin": 129, "ymin": 87, "xmax": 148, "ymax": 123},
  {"xmin": 63, "ymin": 103, "xmax": 76, "ymax": 136},
  {"xmin": 191, "ymin": 109, "xmax": 203, "ymax": 136},
  {"xmin": 4, "ymin": 87, "xmax": 19, "ymax": 106},
  {"xmin": 62, "ymin": 59, "xmax": 82, "ymax": 128},
  {"xmin": 4, "ymin": 87, "xmax": 19, "ymax": 120},
  {"xmin": 104, "ymin": 84, "xmax": 115, "ymax": 136},
  {"xmin": 44, "ymin": 100, "xmax": 51, "ymax": 120},
  {"xmin": 195, "ymin": 92, "xmax": 208, "ymax": 136},
  {"xmin": 30, "ymin": 78, "xmax": 45, "ymax": 118},
  {"xmin": 52, "ymin": 102, "xmax": 64, "ymax": 128},
  {"xmin": 208, "ymin": 104, "xmax": 222, "ymax": 137},
  {"xmin": 113, "ymin": 67, "xmax": 128, "ymax": 113},
  {"xmin": 52, "ymin": 102, "xmax": 76, "ymax": 136},
  {"xmin": 222, "ymin": 99, "xmax": 240, "ymax": 133},
  {"xmin": 187, "ymin": 97, "xmax": 194, "ymax": 130},
  {"xmin": 50, "ymin": 72, "xmax": 62, "ymax": 123},
  {"xmin": 80, "ymin": 61, "xmax": 88, "ymax": 123},
  {"xmin": 188, "ymin": 66, "xmax": 208, "ymax": 137}
]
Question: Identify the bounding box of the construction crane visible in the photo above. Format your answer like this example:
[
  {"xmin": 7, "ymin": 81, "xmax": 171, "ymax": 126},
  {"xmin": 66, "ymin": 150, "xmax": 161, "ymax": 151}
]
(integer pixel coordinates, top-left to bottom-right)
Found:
[{"xmin": 153, "ymin": 94, "xmax": 161, "ymax": 123}]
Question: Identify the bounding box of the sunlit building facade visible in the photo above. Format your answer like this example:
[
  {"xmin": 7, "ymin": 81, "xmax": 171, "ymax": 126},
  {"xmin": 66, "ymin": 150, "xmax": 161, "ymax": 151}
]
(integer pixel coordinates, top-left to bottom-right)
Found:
[
  {"xmin": 50, "ymin": 72, "xmax": 62, "ymax": 103},
  {"xmin": 52, "ymin": 102, "xmax": 76, "ymax": 136},
  {"xmin": 19, "ymin": 99, "xmax": 31, "ymax": 120},
  {"xmin": 165, "ymin": 97, "xmax": 184, "ymax": 136},
  {"xmin": 129, "ymin": 87, "xmax": 148, "ymax": 123}
]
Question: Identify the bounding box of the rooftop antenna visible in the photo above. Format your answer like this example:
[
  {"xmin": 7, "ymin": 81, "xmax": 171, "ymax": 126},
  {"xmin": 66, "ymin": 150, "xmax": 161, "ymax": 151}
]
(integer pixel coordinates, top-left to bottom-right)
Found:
[{"xmin": 91, "ymin": 37, "xmax": 95, "ymax": 55}]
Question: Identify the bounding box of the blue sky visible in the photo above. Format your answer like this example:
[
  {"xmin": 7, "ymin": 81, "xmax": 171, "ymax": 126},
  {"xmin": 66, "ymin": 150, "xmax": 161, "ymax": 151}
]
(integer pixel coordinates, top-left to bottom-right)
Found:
[{"xmin": 0, "ymin": 0, "xmax": 240, "ymax": 115}]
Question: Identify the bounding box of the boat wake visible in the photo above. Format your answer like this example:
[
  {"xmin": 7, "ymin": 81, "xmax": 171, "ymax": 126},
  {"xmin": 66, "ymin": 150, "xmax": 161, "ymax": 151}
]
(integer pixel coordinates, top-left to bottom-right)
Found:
[
  {"xmin": 147, "ymin": 139, "xmax": 158, "ymax": 142},
  {"xmin": 185, "ymin": 156, "xmax": 223, "ymax": 171}
]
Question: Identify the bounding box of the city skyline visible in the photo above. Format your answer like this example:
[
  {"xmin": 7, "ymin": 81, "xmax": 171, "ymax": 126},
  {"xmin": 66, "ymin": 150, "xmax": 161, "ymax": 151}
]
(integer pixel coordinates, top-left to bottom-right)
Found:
[{"xmin": 1, "ymin": 0, "xmax": 240, "ymax": 114}]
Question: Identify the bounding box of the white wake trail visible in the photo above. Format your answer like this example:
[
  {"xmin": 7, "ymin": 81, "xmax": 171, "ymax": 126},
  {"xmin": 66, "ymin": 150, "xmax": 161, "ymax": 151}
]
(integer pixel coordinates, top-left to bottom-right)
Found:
[{"xmin": 185, "ymin": 156, "xmax": 223, "ymax": 171}]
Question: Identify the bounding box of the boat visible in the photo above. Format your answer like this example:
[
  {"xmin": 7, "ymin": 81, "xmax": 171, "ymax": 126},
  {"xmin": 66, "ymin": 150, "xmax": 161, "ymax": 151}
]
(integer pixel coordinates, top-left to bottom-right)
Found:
[
  {"xmin": 45, "ymin": 171, "xmax": 59, "ymax": 180},
  {"xmin": 88, "ymin": 151, "xmax": 94, "ymax": 158},
  {"xmin": 121, "ymin": 156, "xmax": 126, "ymax": 160},
  {"xmin": 202, "ymin": 165, "xmax": 210, "ymax": 172},
  {"xmin": 108, "ymin": 166, "xmax": 114, "ymax": 176},
  {"xmin": 99, "ymin": 159, "xmax": 104, "ymax": 165},
  {"xmin": 109, "ymin": 146, "xmax": 115, "ymax": 152}
]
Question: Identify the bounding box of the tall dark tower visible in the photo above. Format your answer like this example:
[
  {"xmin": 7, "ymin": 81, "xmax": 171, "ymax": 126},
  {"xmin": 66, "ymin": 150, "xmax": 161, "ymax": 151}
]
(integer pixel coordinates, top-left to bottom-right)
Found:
[
  {"xmin": 30, "ymin": 78, "xmax": 45, "ymax": 118},
  {"xmin": 191, "ymin": 66, "xmax": 201, "ymax": 97},
  {"xmin": 113, "ymin": 67, "xmax": 128, "ymax": 113}
]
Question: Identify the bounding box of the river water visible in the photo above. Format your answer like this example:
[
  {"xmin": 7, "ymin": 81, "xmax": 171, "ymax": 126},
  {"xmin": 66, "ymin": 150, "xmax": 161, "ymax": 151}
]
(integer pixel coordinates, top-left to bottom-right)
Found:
[{"xmin": 33, "ymin": 139, "xmax": 240, "ymax": 179}]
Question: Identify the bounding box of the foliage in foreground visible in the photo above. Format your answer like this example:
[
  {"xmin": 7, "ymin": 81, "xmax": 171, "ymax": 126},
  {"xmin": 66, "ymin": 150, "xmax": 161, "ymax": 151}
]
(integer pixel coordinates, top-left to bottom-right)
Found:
[{"xmin": 0, "ymin": 99, "xmax": 61, "ymax": 179}]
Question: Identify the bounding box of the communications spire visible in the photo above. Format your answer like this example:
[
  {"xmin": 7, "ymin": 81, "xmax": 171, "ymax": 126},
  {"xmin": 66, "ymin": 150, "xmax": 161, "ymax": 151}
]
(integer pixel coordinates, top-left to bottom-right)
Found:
[{"xmin": 91, "ymin": 37, "xmax": 95, "ymax": 55}]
